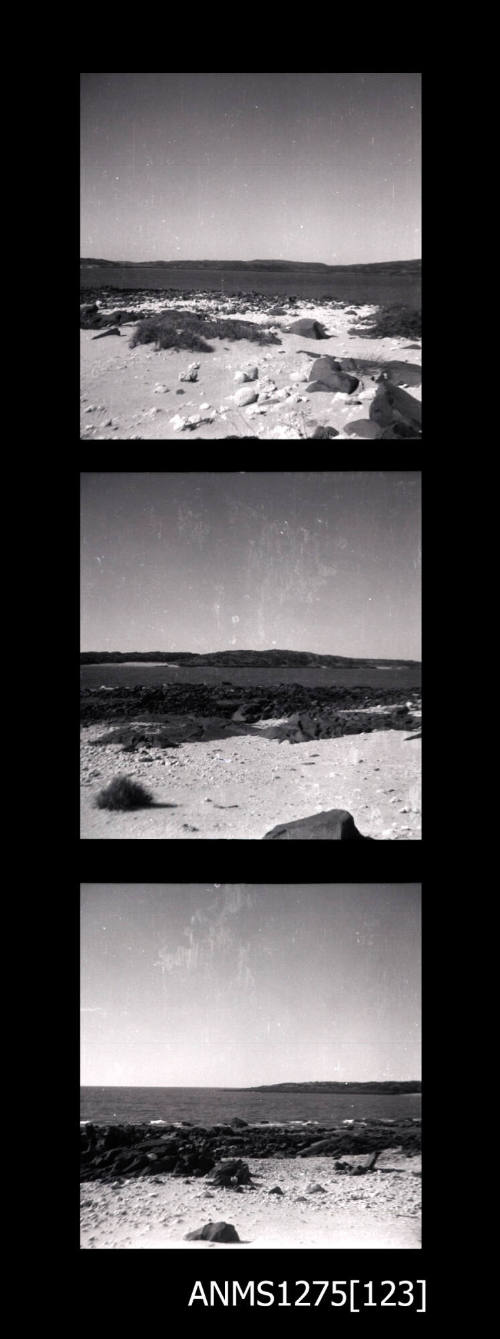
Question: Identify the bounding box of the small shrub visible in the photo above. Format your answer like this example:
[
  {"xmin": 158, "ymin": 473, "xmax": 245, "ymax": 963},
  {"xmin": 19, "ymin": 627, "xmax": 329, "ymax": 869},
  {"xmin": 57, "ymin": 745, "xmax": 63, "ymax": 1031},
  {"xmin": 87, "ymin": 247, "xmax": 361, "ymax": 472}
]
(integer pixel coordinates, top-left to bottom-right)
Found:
[
  {"xmin": 130, "ymin": 317, "xmax": 213, "ymax": 352},
  {"xmin": 94, "ymin": 776, "xmax": 154, "ymax": 810},
  {"xmin": 129, "ymin": 311, "xmax": 281, "ymax": 352},
  {"xmin": 348, "ymin": 305, "xmax": 421, "ymax": 340}
]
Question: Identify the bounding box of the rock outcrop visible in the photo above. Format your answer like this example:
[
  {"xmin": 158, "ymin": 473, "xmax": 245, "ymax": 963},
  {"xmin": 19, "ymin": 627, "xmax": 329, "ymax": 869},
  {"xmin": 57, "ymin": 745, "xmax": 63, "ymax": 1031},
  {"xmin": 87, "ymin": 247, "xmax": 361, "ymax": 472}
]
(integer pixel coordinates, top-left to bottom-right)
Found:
[
  {"xmin": 80, "ymin": 1118, "xmax": 421, "ymax": 1183},
  {"xmin": 263, "ymin": 808, "xmax": 374, "ymax": 840}
]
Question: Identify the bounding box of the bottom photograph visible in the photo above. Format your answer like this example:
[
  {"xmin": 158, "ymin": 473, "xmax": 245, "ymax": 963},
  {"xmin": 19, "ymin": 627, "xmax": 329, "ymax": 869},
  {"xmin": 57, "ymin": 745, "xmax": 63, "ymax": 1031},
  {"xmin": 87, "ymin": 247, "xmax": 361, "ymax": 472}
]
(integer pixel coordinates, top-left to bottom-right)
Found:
[{"xmin": 80, "ymin": 882, "xmax": 421, "ymax": 1250}]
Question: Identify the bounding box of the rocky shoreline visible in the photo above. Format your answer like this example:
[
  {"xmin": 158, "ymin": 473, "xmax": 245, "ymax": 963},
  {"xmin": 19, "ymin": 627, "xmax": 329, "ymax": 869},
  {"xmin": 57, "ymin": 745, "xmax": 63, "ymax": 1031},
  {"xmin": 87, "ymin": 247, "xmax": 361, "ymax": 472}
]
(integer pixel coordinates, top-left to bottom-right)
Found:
[
  {"xmin": 81, "ymin": 682, "xmax": 422, "ymax": 747},
  {"xmin": 81, "ymin": 1117, "xmax": 421, "ymax": 1183}
]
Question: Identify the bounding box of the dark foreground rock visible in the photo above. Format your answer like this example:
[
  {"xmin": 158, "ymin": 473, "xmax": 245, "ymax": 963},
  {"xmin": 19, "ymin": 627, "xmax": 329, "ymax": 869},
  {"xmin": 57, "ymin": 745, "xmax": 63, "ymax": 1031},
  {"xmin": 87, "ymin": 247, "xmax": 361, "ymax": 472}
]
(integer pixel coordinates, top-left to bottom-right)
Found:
[
  {"xmin": 208, "ymin": 1159, "xmax": 254, "ymax": 1188},
  {"xmin": 80, "ymin": 1117, "xmax": 421, "ymax": 1182},
  {"xmin": 263, "ymin": 809, "xmax": 374, "ymax": 840},
  {"xmin": 185, "ymin": 1221, "xmax": 240, "ymax": 1243}
]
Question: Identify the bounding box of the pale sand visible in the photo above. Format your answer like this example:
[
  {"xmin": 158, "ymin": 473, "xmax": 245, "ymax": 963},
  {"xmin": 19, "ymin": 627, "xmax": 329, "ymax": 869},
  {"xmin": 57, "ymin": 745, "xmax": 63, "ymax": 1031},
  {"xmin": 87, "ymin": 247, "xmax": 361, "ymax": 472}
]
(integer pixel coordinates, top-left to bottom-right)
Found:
[
  {"xmin": 80, "ymin": 299, "xmax": 421, "ymax": 440},
  {"xmin": 80, "ymin": 1156, "xmax": 421, "ymax": 1250},
  {"xmin": 80, "ymin": 727, "xmax": 421, "ymax": 840}
]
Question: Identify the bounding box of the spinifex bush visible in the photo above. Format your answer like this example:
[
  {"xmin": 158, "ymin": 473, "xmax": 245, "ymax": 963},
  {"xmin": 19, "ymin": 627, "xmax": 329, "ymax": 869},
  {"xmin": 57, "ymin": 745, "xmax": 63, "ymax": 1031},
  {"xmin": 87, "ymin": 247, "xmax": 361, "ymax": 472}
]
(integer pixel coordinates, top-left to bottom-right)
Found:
[
  {"xmin": 348, "ymin": 305, "xmax": 421, "ymax": 340},
  {"xmin": 130, "ymin": 311, "xmax": 281, "ymax": 352},
  {"xmin": 95, "ymin": 776, "xmax": 154, "ymax": 810}
]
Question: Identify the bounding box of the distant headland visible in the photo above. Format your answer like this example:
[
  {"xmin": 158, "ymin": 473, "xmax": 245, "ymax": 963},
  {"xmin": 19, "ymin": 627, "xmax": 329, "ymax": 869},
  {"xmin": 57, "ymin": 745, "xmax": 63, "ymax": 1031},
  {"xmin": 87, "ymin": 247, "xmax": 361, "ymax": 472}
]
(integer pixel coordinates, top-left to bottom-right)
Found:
[{"xmin": 243, "ymin": 1081, "xmax": 422, "ymax": 1094}]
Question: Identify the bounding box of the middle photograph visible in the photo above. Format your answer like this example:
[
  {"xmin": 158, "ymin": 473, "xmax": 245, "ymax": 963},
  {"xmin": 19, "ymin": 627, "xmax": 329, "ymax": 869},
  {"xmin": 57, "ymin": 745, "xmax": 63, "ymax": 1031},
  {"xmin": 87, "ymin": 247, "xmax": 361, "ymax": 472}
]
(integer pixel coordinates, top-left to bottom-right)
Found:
[{"xmin": 80, "ymin": 470, "xmax": 421, "ymax": 841}]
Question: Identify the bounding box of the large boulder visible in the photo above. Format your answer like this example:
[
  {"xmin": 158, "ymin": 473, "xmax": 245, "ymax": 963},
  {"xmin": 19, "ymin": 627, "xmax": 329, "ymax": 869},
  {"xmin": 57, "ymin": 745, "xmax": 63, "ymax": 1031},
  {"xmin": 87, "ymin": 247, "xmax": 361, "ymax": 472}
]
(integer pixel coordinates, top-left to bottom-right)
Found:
[
  {"xmin": 263, "ymin": 808, "xmax": 374, "ymax": 840},
  {"xmin": 370, "ymin": 381, "xmax": 421, "ymax": 431},
  {"xmin": 288, "ymin": 318, "xmax": 328, "ymax": 338},
  {"xmin": 184, "ymin": 1221, "xmax": 241, "ymax": 1243},
  {"xmin": 308, "ymin": 358, "xmax": 359, "ymax": 394},
  {"xmin": 310, "ymin": 425, "xmax": 340, "ymax": 437},
  {"xmin": 383, "ymin": 360, "xmax": 422, "ymax": 388}
]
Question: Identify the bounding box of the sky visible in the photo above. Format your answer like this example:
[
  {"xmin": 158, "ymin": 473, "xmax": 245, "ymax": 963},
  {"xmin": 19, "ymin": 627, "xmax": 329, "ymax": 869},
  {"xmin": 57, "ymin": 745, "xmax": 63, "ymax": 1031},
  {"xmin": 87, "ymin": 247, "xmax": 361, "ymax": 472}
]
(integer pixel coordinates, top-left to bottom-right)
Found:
[
  {"xmin": 80, "ymin": 72, "xmax": 421, "ymax": 265},
  {"xmin": 80, "ymin": 471, "xmax": 421, "ymax": 659},
  {"xmin": 81, "ymin": 884, "xmax": 421, "ymax": 1087}
]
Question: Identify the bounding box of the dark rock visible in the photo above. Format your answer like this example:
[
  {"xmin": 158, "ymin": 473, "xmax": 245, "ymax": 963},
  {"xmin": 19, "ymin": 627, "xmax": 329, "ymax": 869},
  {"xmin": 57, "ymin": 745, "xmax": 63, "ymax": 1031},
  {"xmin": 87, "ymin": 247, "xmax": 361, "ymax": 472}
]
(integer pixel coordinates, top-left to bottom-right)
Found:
[
  {"xmin": 288, "ymin": 319, "xmax": 328, "ymax": 338},
  {"xmin": 263, "ymin": 808, "xmax": 374, "ymax": 840},
  {"xmin": 370, "ymin": 382, "xmax": 421, "ymax": 431},
  {"xmin": 378, "ymin": 422, "xmax": 421, "ymax": 439},
  {"xmin": 208, "ymin": 1158, "xmax": 253, "ymax": 1187},
  {"xmin": 310, "ymin": 425, "xmax": 339, "ymax": 437},
  {"xmin": 383, "ymin": 360, "xmax": 422, "ymax": 388},
  {"xmin": 308, "ymin": 362, "xmax": 359, "ymax": 393},
  {"xmin": 344, "ymin": 420, "xmax": 381, "ymax": 438},
  {"xmin": 184, "ymin": 1221, "xmax": 240, "ymax": 1243},
  {"xmin": 268, "ymin": 1185, "xmax": 284, "ymax": 1195},
  {"xmin": 308, "ymin": 355, "xmax": 342, "ymax": 377},
  {"xmin": 230, "ymin": 1117, "xmax": 249, "ymax": 1128}
]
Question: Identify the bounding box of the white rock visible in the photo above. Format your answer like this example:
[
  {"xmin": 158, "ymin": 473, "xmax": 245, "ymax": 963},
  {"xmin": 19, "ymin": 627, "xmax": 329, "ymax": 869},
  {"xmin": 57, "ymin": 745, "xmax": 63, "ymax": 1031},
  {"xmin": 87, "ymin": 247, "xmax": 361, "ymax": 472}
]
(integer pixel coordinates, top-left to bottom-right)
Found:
[
  {"xmin": 234, "ymin": 365, "xmax": 258, "ymax": 383},
  {"xmin": 153, "ymin": 383, "xmax": 169, "ymax": 394},
  {"xmin": 169, "ymin": 414, "xmax": 186, "ymax": 431},
  {"xmin": 179, "ymin": 364, "xmax": 200, "ymax": 383},
  {"xmin": 234, "ymin": 386, "xmax": 259, "ymax": 407}
]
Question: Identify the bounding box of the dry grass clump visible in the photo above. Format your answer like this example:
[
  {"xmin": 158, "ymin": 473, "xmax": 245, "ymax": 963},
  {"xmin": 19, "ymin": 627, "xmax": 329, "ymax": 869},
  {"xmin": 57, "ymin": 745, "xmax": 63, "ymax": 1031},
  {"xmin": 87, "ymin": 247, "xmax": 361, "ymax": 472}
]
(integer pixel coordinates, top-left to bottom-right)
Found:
[
  {"xmin": 130, "ymin": 311, "xmax": 281, "ymax": 352},
  {"xmin": 94, "ymin": 776, "xmax": 154, "ymax": 810},
  {"xmin": 348, "ymin": 305, "xmax": 421, "ymax": 340}
]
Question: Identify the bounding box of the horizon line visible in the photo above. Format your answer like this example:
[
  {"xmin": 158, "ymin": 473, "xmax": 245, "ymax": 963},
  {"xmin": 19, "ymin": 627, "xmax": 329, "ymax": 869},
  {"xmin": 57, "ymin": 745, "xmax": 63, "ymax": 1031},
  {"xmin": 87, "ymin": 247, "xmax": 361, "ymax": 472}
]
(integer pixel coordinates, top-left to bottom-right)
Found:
[{"xmin": 80, "ymin": 1080, "xmax": 422, "ymax": 1089}]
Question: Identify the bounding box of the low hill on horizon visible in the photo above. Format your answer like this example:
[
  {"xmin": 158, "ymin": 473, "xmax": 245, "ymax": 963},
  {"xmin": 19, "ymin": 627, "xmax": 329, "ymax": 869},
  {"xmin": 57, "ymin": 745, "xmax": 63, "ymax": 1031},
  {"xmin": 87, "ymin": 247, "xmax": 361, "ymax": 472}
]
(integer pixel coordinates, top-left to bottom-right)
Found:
[
  {"xmin": 81, "ymin": 257, "xmax": 421, "ymax": 274},
  {"xmin": 81, "ymin": 649, "xmax": 421, "ymax": 668},
  {"xmin": 244, "ymin": 1080, "xmax": 421, "ymax": 1094}
]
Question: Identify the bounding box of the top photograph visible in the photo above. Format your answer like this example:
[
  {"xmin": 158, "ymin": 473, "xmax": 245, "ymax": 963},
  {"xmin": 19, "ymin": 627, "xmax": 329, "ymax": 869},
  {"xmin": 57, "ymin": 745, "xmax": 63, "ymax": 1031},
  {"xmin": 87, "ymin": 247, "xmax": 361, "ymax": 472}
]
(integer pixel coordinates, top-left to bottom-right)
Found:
[{"xmin": 80, "ymin": 72, "xmax": 421, "ymax": 441}]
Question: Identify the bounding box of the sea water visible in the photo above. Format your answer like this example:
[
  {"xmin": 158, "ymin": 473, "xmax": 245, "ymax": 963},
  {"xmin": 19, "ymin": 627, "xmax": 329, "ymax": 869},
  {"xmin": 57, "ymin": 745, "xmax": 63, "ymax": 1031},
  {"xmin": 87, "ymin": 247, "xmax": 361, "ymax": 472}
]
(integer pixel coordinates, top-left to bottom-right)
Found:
[{"xmin": 80, "ymin": 1086, "xmax": 421, "ymax": 1127}]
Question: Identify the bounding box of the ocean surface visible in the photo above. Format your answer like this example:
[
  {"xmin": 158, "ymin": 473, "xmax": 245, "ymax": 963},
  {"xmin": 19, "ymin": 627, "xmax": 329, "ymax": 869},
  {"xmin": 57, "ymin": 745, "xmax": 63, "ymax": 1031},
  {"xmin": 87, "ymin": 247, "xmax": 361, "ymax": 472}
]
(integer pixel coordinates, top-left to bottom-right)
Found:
[
  {"xmin": 81, "ymin": 663, "xmax": 421, "ymax": 691},
  {"xmin": 80, "ymin": 1086, "xmax": 421, "ymax": 1127},
  {"xmin": 80, "ymin": 266, "xmax": 421, "ymax": 308}
]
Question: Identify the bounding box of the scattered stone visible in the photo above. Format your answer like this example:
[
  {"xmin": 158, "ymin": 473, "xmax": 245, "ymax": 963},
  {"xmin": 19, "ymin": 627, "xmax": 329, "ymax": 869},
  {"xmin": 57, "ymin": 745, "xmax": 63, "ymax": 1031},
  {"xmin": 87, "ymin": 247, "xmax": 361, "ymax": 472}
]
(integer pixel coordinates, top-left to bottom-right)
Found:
[
  {"xmin": 234, "ymin": 366, "xmax": 258, "ymax": 383},
  {"xmin": 184, "ymin": 1221, "xmax": 241, "ymax": 1243},
  {"xmin": 153, "ymin": 384, "xmax": 169, "ymax": 393},
  {"xmin": 306, "ymin": 1183, "xmax": 326, "ymax": 1194},
  {"xmin": 263, "ymin": 808, "xmax": 374, "ymax": 840},
  {"xmin": 179, "ymin": 363, "xmax": 200, "ymax": 383}
]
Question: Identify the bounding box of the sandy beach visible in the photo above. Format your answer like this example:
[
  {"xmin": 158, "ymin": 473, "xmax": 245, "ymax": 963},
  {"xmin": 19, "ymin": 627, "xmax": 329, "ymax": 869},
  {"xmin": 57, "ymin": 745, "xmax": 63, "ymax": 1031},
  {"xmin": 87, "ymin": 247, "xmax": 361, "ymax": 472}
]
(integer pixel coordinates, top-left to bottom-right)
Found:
[
  {"xmin": 81, "ymin": 1152, "xmax": 421, "ymax": 1250},
  {"xmin": 81, "ymin": 724, "xmax": 421, "ymax": 840},
  {"xmin": 80, "ymin": 294, "xmax": 421, "ymax": 441}
]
